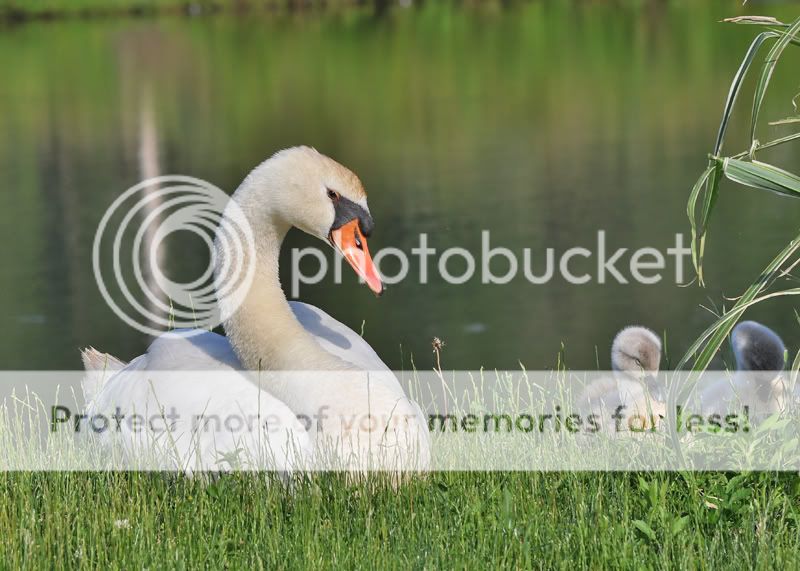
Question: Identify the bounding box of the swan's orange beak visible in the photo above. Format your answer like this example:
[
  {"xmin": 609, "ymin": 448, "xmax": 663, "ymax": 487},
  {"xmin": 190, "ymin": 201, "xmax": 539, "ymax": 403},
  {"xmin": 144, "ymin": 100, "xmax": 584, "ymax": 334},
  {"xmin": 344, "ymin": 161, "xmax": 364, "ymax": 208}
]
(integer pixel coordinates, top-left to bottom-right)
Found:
[{"xmin": 329, "ymin": 219, "xmax": 384, "ymax": 296}]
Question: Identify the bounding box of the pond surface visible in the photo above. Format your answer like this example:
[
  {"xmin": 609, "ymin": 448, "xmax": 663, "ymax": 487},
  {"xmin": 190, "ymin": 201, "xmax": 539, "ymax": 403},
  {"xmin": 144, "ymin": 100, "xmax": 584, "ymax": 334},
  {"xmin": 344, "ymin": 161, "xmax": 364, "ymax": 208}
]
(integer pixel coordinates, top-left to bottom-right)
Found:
[{"xmin": 1, "ymin": 1, "xmax": 799, "ymax": 371}]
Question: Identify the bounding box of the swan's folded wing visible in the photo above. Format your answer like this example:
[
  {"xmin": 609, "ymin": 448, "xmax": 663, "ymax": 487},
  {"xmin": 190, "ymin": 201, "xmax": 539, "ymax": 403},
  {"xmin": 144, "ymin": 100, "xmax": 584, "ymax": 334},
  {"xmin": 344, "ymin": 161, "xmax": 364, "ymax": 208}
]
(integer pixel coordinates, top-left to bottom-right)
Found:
[
  {"xmin": 143, "ymin": 329, "xmax": 243, "ymax": 371},
  {"xmin": 290, "ymin": 302, "xmax": 390, "ymax": 373}
]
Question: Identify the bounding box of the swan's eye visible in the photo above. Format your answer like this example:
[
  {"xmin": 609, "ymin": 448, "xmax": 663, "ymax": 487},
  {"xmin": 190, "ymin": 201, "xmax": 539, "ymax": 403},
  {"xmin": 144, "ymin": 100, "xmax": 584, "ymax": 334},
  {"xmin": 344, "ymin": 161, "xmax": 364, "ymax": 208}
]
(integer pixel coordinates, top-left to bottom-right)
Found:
[
  {"xmin": 327, "ymin": 189, "xmax": 339, "ymax": 201},
  {"xmin": 635, "ymin": 358, "xmax": 643, "ymax": 368}
]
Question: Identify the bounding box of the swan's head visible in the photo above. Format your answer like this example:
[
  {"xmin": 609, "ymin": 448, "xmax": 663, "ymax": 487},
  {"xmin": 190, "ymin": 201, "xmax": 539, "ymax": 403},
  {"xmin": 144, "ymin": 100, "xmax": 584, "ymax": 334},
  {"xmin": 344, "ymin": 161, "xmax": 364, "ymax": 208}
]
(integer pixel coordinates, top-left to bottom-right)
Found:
[
  {"xmin": 240, "ymin": 146, "xmax": 383, "ymax": 295},
  {"xmin": 732, "ymin": 321, "xmax": 786, "ymax": 372},
  {"xmin": 611, "ymin": 326, "xmax": 662, "ymax": 383}
]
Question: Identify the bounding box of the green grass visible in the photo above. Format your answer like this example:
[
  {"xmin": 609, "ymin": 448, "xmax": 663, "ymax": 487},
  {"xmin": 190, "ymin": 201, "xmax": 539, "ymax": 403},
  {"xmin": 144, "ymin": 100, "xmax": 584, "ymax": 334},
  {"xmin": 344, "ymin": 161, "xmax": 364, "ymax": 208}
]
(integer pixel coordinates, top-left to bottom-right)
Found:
[
  {"xmin": 1, "ymin": 471, "xmax": 799, "ymax": 568},
  {"xmin": 1, "ymin": 369, "xmax": 798, "ymax": 569}
]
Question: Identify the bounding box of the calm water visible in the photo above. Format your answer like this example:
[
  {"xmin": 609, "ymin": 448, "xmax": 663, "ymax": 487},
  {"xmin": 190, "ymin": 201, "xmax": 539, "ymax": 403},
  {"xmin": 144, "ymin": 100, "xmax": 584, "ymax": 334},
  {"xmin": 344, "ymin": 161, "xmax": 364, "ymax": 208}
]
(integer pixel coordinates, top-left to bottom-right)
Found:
[{"xmin": 1, "ymin": 2, "xmax": 799, "ymax": 371}]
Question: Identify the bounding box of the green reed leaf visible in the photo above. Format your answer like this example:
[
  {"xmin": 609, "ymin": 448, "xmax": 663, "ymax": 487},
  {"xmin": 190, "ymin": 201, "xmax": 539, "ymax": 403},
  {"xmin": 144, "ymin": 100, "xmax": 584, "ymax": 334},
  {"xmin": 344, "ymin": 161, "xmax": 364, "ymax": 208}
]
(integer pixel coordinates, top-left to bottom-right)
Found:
[
  {"xmin": 722, "ymin": 158, "xmax": 800, "ymax": 199},
  {"xmin": 750, "ymin": 17, "xmax": 800, "ymax": 145},
  {"xmin": 722, "ymin": 16, "xmax": 785, "ymax": 26},
  {"xmin": 674, "ymin": 233, "xmax": 800, "ymax": 374},
  {"xmin": 714, "ymin": 31, "xmax": 778, "ymax": 156},
  {"xmin": 686, "ymin": 165, "xmax": 715, "ymax": 284}
]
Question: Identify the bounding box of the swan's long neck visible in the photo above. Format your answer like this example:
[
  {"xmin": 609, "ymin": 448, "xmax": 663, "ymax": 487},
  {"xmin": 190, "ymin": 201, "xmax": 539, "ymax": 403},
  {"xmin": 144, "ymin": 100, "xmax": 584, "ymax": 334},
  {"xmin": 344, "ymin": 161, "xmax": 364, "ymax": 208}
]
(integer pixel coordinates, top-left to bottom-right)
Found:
[{"xmin": 215, "ymin": 184, "xmax": 348, "ymax": 372}]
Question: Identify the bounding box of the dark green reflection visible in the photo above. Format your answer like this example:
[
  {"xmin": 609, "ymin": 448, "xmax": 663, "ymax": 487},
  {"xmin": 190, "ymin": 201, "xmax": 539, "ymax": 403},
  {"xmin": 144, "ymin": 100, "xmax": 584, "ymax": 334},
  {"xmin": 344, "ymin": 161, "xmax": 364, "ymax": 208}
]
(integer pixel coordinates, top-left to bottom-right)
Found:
[{"xmin": 0, "ymin": 1, "xmax": 798, "ymax": 370}]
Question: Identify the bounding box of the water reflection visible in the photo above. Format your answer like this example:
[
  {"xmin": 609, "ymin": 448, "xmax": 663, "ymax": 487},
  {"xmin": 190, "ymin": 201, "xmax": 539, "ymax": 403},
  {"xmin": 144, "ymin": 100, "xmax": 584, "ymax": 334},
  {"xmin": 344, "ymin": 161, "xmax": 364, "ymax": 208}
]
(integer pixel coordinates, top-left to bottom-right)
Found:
[
  {"xmin": 0, "ymin": 2, "xmax": 798, "ymax": 370},
  {"xmin": 137, "ymin": 88, "xmax": 167, "ymax": 334}
]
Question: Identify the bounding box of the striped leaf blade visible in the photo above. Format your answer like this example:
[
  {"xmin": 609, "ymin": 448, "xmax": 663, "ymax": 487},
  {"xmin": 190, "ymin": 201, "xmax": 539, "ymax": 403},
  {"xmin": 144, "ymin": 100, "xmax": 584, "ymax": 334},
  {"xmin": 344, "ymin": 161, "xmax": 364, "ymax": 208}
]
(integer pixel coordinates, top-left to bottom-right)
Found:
[
  {"xmin": 722, "ymin": 158, "xmax": 800, "ymax": 198},
  {"xmin": 750, "ymin": 17, "xmax": 800, "ymax": 144}
]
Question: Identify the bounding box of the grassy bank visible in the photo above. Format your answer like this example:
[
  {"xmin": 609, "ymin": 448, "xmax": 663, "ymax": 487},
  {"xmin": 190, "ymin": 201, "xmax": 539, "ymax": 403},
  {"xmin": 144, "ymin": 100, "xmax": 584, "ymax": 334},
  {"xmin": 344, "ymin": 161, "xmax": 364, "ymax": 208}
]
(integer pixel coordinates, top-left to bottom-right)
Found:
[{"xmin": 1, "ymin": 471, "xmax": 798, "ymax": 568}]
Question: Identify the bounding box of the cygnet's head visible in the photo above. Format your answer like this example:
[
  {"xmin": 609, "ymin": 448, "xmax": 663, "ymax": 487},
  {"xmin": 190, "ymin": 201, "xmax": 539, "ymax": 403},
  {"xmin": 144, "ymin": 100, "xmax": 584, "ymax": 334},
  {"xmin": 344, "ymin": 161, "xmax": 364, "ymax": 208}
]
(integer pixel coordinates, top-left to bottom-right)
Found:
[
  {"xmin": 611, "ymin": 326, "xmax": 662, "ymax": 381},
  {"xmin": 731, "ymin": 321, "xmax": 786, "ymax": 372},
  {"xmin": 234, "ymin": 146, "xmax": 383, "ymax": 294}
]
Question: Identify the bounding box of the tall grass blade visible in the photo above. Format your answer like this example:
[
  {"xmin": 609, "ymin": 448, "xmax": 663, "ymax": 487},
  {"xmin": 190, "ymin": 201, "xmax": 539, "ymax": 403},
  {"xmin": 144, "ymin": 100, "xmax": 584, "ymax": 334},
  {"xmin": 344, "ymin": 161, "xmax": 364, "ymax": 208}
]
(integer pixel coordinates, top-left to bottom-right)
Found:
[
  {"xmin": 675, "ymin": 232, "xmax": 800, "ymax": 373},
  {"xmin": 687, "ymin": 26, "xmax": 783, "ymax": 283},
  {"xmin": 749, "ymin": 17, "xmax": 800, "ymax": 146},
  {"xmin": 722, "ymin": 16, "xmax": 785, "ymax": 26},
  {"xmin": 768, "ymin": 116, "xmax": 800, "ymax": 126},
  {"xmin": 731, "ymin": 131, "xmax": 800, "ymax": 158},
  {"xmin": 686, "ymin": 165, "xmax": 715, "ymax": 283},
  {"xmin": 714, "ymin": 31, "xmax": 777, "ymax": 156},
  {"xmin": 700, "ymin": 161, "xmax": 723, "ymax": 241}
]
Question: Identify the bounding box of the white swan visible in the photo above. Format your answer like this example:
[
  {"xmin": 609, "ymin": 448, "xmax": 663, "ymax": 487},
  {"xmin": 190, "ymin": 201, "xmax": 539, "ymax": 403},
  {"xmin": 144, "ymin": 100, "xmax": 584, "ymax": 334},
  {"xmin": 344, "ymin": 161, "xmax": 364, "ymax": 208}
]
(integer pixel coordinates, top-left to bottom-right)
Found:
[
  {"xmin": 577, "ymin": 326, "xmax": 664, "ymax": 432},
  {"xmin": 81, "ymin": 146, "xmax": 430, "ymax": 473},
  {"xmin": 696, "ymin": 320, "xmax": 792, "ymax": 419},
  {"xmin": 80, "ymin": 340, "xmax": 312, "ymax": 473}
]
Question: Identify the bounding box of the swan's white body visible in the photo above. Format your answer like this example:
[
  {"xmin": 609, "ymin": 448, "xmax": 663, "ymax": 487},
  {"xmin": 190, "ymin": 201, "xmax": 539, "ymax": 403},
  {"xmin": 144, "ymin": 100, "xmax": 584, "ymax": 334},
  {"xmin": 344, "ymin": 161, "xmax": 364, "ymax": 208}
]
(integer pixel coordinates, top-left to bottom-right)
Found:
[
  {"xmin": 578, "ymin": 327, "xmax": 664, "ymax": 432},
  {"xmin": 694, "ymin": 373, "xmax": 794, "ymax": 419},
  {"xmin": 83, "ymin": 147, "xmax": 429, "ymax": 473},
  {"xmin": 693, "ymin": 321, "xmax": 795, "ymax": 419},
  {"xmin": 82, "ymin": 333, "xmax": 312, "ymax": 472},
  {"xmin": 578, "ymin": 376, "xmax": 665, "ymax": 432}
]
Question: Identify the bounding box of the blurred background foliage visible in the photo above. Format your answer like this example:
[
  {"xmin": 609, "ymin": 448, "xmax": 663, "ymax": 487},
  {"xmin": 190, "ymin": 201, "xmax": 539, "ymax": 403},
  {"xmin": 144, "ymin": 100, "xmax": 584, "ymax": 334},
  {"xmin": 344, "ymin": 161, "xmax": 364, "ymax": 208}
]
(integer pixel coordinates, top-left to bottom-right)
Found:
[{"xmin": 0, "ymin": 0, "xmax": 799, "ymax": 370}]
